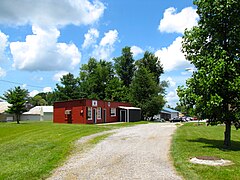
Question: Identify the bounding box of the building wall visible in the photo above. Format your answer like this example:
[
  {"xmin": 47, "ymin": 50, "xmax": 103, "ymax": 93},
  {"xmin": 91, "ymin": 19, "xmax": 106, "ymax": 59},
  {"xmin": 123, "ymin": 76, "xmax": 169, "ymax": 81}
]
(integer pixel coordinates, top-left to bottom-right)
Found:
[
  {"xmin": 129, "ymin": 109, "xmax": 141, "ymax": 122},
  {"xmin": 21, "ymin": 114, "xmax": 40, "ymax": 121},
  {"xmin": 54, "ymin": 99, "xmax": 132, "ymax": 124},
  {"xmin": 170, "ymin": 112, "xmax": 179, "ymax": 119}
]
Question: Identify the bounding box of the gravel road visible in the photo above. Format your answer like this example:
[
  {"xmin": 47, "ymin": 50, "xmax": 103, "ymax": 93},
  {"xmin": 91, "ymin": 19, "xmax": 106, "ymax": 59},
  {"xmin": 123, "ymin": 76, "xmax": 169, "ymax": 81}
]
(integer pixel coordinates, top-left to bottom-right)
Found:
[{"xmin": 48, "ymin": 123, "xmax": 182, "ymax": 180}]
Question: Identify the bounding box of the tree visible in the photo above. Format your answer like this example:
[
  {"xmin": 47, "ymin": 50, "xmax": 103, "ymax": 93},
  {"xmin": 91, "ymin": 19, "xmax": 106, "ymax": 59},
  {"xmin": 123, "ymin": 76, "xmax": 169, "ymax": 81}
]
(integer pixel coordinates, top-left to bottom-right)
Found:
[
  {"xmin": 180, "ymin": 0, "xmax": 240, "ymax": 147},
  {"xmin": 54, "ymin": 73, "xmax": 81, "ymax": 101},
  {"xmin": 130, "ymin": 67, "xmax": 165, "ymax": 120},
  {"xmin": 1, "ymin": 86, "xmax": 29, "ymax": 124},
  {"xmin": 137, "ymin": 51, "xmax": 164, "ymax": 84},
  {"xmin": 114, "ymin": 46, "xmax": 136, "ymax": 87},
  {"xmin": 36, "ymin": 92, "xmax": 57, "ymax": 105},
  {"xmin": 79, "ymin": 58, "xmax": 114, "ymax": 100},
  {"xmin": 29, "ymin": 95, "xmax": 47, "ymax": 106},
  {"xmin": 105, "ymin": 77, "xmax": 130, "ymax": 102}
]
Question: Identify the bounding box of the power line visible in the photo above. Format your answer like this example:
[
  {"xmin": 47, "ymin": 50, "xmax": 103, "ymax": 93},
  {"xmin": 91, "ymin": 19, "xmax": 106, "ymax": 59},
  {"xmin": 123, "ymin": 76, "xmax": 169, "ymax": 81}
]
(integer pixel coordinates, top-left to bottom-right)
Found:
[{"xmin": 0, "ymin": 79, "xmax": 48, "ymax": 89}]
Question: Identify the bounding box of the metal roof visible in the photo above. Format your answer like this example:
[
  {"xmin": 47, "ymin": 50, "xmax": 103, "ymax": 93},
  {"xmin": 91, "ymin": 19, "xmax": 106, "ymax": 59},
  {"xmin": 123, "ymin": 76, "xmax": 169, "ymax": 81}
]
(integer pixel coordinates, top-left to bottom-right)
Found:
[
  {"xmin": 162, "ymin": 107, "xmax": 179, "ymax": 113},
  {"xmin": 23, "ymin": 106, "xmax": 53, "ymax": 115},
  {"xmin": 161, "ymin": 110, "xmax": 171, "ymax": 114},
  {"xmin": 118, "ymin": 106, "xmax": 141, "ymax": 110},
  {"xmin": 0, "ymin": 102, "xmax": 11, "ymax": 113}
]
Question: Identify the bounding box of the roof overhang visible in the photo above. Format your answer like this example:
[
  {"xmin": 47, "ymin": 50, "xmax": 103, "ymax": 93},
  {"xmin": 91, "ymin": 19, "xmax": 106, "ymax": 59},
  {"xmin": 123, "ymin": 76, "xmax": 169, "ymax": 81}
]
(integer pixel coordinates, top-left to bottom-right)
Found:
[{"xmin": 118, "ymin": 106, "xmax": 141, "ymax": 110}]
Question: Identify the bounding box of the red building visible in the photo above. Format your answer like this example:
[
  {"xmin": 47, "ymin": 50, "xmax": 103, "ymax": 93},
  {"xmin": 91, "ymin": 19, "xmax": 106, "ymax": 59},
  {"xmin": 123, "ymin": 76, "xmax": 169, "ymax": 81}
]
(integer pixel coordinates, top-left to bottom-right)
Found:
[{"xmin": 54, "ymin": 99, "xmax": 141, "ymax": 124}]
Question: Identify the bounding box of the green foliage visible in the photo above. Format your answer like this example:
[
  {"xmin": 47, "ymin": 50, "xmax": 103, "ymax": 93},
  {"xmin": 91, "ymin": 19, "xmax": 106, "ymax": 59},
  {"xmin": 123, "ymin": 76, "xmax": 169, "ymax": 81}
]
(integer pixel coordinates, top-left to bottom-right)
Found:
[
  {"xmin": 179, "ymin": 0, "xmax": 240, "ymax": 146},
  {"xmin": 105, "ymin": 77, "xmax": 130, "ymax": 102},
  {"xmin": 1, "ymin": 86, "xmax": 29, "ymax": 124},
  {"xmin": 130, "ymin": 67, "xmax": 165, "ymax": 120},
  {"xmin": 36, "ymin": 92, "xmax": 57, "ymax": 105},
  {"xmin": 114, "ymin": 46, "xmax": 136, "ymax": 87},
  {"xmin": 137, "ymin": 51, "xmax": 164, "ymax": 84},
  {"xmin": 29, "ymin": 95, "xmax": 47, "ymax": 106},
  {"xmin": 79, "ymin": 58, "xmax": 114, "ymax": 100},
  {"xmin": 54, "ymin": 73, "xmax": 81, "ymax": 101}
]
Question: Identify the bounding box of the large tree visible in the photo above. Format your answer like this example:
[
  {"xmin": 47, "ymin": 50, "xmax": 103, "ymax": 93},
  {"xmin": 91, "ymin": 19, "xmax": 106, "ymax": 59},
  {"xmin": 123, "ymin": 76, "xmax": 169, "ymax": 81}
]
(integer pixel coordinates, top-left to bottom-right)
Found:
[
  {"xmin": 137, "ymin": 51, "xmax": 164, "ymax": 84},
  {"xmin": 180, "ymin": 0, "xmax": 240, "ymax": 147},
  {"xmin": 130, "ymin": 66, "xmax": 165, "ymax": 120},
  {"xmin": 79, "ymin": 58, "xmax": 114, "ymax": 100},
  {"xmin": 1, "ymin": 86, "xmax": 29, "ymax": 124},
  {"xmin": 114, "ymin": 46, "xmax": 136, "ymax": 87},
  {"xmin": 54, "ymin": 73, "xmax": 81, "ymax": 101}
]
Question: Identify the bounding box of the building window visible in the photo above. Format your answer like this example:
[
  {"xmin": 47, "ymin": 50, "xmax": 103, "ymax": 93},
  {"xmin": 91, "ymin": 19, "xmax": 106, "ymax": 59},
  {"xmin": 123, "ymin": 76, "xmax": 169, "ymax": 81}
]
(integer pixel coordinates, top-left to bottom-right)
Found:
[
  {"xmin": 97, "ymin": 107, "xmax": 101, "ymax": 119},
  {"xmin": 87, "ymin": 107, "xmax": 92, "ymax": 120},
  {"xmin": 110, "ymin": 108, "xmax": 116, "ymax": 116}
]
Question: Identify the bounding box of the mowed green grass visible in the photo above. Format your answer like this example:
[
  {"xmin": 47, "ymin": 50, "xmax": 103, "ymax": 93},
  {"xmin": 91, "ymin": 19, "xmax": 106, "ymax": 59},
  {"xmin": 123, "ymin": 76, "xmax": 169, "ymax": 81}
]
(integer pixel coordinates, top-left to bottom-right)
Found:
[
  {"xmin": 171, "ymin": 123, "xmax": 240, "ymax": 180},
  {"xmin": 0, "ymin": 120, "xmax": 147, "ymax": 180}
]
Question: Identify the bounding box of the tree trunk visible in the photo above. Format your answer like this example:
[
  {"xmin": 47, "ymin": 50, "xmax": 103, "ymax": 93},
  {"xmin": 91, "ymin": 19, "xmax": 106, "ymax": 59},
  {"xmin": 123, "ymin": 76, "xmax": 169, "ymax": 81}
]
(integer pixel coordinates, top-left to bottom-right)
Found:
[
  {"xmin": 16, "ymin": 114, "xmax": 20, "ymax": 124},
  {"xmin": 224, "ymin": 120, "xmax": 231, "ymax": 147}
]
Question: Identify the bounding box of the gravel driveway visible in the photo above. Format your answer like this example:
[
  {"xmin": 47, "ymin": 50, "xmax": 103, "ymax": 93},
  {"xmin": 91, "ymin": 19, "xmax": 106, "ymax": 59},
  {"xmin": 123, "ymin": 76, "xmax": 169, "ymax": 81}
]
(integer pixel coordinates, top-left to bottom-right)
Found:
[{"xmin": 48, "ymin": 123, "xmax": 182, "ymax": 180}]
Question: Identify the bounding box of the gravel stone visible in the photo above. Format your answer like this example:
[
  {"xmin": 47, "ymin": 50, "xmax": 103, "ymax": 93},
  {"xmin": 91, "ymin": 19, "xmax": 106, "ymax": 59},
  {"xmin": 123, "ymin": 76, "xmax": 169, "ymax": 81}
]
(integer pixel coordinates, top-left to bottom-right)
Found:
[{"xmin": 48, "ymin": 123, "xmax": 182, "ymax": 180}]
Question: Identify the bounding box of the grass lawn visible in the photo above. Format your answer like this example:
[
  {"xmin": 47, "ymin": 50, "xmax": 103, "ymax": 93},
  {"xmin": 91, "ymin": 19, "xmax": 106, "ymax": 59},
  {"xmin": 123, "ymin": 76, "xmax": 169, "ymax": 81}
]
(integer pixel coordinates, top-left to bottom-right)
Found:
[
  {"xmin": 171, "ymin": 123, "xmax": 240, "ymax": 180},
  {"xmin": 0, "ymin": 120, "xmax": 146, "ymax": 180}
]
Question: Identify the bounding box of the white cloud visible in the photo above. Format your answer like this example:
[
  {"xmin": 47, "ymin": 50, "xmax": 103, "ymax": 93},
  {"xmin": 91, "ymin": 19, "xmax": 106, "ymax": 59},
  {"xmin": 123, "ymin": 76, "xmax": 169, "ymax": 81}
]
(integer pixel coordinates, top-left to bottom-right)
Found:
[
  {"xmin": 92, "ymin": 29, "xmax": 119, "ymax": 60},
  {"xmin": 0, "ymin": 0, "xmax": 105, "ymax": 27},
  {"xmin": 181, "ymin": 67, "xmax": 196, "ymax": 75},
  {"xmin": 43, "ymin": 87, "xmax": 52, "ymax": 93},
  {"xmin": 166, "ymin": 77, "xmax": 176, "ymax": 87},
  {"xmin": 0, "ymin": 67, "xmax": 6, "ymax": 77},
  {"xmin": 131, "ymin": 46, "xmax": 144, "ymax": 57},
  {"xmin": 0, "ymin": 31, "xmax": 8, "ymax": 61},
  {"xmin": 10, "ymin": 25, "xmax": 81, "ymax": 71},
  {"xmin": 82, "ymin": 28, "xmax": 99, "ymax": 49},
  {"xmin": 155, "ymin": 37, "xmax": 190, "ymax": 72},
  {"xmin": 99, "ymin": 30, "xmax": 118, "ymax": 46},
  {"xmin": 53, "ymin": 71, "xmax": 69, "ymax": 81},
  {"xmin": 166, "ymin": 90, "xmax": 179, "ymax": 107},
  {"xmin": 29, "ymin": 90, "xmax": 39, "ymax": 97},
  {"xmin": 29, "ymin": 87, "xmax": 53, "ymax": 97},
  {"xmin": 159, "ymin": 7, "xmax": 198, "ymax": 34},
  {"xmin": 22, "ymin": 84, "xmax": 27, "ymax": 89}
]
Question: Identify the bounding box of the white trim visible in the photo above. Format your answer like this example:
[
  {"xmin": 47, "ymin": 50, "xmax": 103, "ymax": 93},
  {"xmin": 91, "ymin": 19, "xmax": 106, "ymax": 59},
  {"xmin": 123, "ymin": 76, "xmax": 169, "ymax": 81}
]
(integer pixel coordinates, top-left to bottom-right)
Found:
[
  {"xmin": 93, "ymin": 108, "xmax": 97, "ymax": 124},
  {"xmin": 110, "ymin": 108, "xmax": 116, "ymax": 117},
  {"xmin": 87, "ymin": 107, "xmax": 92, "ymax": 120},
  {"xmin": 120, "ymin": 110, "xmax": 127, "ymax": 122},
  {"xmin": 97, "ymin": 107, "xmax": 101, "ymax": 119},
  {"xmin": 118, "ymin": 106, "xmax": 141, "ymax": 110}
]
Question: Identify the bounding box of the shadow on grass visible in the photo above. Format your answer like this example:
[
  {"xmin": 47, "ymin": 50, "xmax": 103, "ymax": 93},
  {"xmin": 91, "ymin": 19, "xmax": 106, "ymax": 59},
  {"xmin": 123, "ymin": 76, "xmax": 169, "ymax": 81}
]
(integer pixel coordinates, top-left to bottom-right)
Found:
[{"xmin": 187, "ymin": 138, "xmax": 240, "ymax": 151}]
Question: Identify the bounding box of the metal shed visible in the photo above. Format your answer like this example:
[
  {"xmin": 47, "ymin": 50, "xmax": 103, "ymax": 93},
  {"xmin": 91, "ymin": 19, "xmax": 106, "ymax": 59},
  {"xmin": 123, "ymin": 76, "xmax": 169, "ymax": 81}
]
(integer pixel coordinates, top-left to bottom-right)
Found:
[{"xmin": 118, "ymin": 106, "xmax": 141, "ymax": 122}]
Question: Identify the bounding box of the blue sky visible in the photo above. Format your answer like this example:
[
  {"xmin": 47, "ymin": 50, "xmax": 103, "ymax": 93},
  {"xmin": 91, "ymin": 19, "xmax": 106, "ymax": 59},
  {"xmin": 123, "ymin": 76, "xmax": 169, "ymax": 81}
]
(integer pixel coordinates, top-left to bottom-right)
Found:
[{"xmin": 0, "ymin": 0, "xmax": 198, "ymax": 106}]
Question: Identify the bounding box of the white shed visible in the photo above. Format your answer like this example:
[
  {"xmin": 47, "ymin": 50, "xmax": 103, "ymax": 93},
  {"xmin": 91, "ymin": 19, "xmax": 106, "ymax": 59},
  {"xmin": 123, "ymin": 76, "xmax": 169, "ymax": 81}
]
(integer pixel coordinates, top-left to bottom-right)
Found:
[
  {"xmin": 21, "ymin": 106, "xmax": 53, "ymax": 121},
  {"xmin": 0, "ymin": 102, "xmax": 14, "ymax": 121}
]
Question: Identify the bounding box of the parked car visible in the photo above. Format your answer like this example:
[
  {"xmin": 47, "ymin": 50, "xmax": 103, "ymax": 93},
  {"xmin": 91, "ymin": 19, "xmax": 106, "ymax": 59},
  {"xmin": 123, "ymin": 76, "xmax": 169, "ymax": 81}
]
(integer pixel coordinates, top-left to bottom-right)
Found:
[
  {"xmin": 192, "ymin": 117, "xmax": 198, "ymax": 120},
  {"xmin": 170, "ymin": 117, "xmax": 184, "ymax": 123},
  {"xmin": 154, "ymin": 118, "xmax": 165, "ymax": 122}
]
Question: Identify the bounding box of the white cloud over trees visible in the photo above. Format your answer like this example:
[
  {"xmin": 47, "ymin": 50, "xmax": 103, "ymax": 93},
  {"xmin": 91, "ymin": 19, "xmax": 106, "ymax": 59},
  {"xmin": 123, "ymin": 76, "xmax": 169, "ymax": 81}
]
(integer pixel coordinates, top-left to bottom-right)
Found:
[
  {"xmin": 131, "ymin": 46, "xmax": 144, "ymax": 58},
  {"xmin": 53, "ymin": 71, "xmax": 69, "ymax": 82},
  {"xmin": 155, "ymin": 37, "xmax": 190, "ymax": 72},
  {"xmin": 82, "ymin": 28, "xmax": 100, "ymax": 49},
  {"xmin": 159, "ymin": 7, "xmax": 198, "ymax": 34},
  {"xmin": 92, "ymin": 29, "xmax": 119, "ymax": 60}
]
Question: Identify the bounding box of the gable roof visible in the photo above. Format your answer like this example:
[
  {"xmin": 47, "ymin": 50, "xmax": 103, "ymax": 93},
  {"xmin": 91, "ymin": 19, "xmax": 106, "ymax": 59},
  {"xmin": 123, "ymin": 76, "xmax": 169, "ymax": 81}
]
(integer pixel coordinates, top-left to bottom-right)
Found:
[
  {"xmin": 0, "ymin": 102, "xmax": 11, "ymax": 113},
  {"xmin": 162, "ymin": 107, "xmax": 179, "ymax": 113},
  {"xmin": 23, "ymin": 106, "xmax": 53, "ymax": 115}
]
